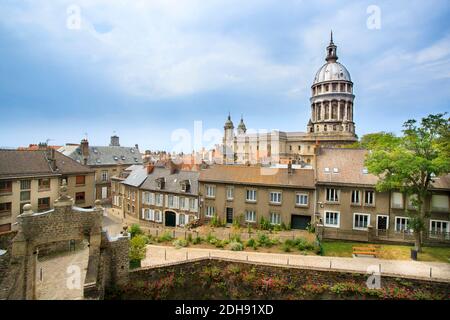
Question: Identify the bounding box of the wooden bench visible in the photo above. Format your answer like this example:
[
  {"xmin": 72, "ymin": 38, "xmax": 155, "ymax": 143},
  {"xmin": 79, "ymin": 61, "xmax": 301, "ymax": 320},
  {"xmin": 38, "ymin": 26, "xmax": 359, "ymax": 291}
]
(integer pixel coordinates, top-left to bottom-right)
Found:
[{"xmin": 352, "ymin": 245, "xmax": 380, "ymax": 257}]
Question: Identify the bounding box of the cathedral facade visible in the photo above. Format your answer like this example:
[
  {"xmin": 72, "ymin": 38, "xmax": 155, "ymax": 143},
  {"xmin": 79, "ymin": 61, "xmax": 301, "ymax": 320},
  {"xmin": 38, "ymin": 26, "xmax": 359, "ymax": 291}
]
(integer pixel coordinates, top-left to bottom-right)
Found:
[{"xmin": 222, "ymin": 33, "xmax": 357, "ymax": 166}]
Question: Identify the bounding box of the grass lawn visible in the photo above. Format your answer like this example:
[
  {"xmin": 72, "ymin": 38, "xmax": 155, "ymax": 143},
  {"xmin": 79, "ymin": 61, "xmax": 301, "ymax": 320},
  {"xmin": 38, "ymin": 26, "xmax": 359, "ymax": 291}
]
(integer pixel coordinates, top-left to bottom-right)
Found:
[{"xmin": 322, "ymin": 240, "xmax": 450, "ymax": 263}]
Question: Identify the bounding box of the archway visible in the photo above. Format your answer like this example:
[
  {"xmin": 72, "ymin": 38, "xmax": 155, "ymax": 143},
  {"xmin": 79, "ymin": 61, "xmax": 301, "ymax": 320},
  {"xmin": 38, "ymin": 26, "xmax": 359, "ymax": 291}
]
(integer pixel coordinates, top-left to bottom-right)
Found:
[{"xmin": 164, "ymin": 211, "xmax": 176, "ymax": 227}]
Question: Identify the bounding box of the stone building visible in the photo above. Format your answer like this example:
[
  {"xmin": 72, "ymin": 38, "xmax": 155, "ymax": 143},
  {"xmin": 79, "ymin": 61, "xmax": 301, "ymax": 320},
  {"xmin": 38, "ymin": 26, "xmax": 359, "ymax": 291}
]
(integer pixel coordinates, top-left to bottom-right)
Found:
[
  {"xmin": 315, "ymin": 148, "xmax": 450, "ymax": 242},
  {"xmin": 59, "ymin": 135, "xmax": 142, "ymax": 204},
  {"xmin": 221, "ymin": 33, "xmax": 357, "ymax": 166},
  {"xmin": 199, "ymin": 165, "xmax": 316, "ymax": 229},
  {"xmin": 111, "ymin": 162, "xmax": 200, "ymax": 227},
  {"xmin": 0, "ymin": 147, "xmax": 95, "ymax": 232}
]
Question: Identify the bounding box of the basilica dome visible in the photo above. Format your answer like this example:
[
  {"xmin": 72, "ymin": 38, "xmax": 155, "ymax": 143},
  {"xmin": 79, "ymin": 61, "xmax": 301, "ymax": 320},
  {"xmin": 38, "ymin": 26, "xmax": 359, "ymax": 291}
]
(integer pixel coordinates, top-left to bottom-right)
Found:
[{"xmin": 313, "ymin": 62, "xmax": 351, "ymax": 84}]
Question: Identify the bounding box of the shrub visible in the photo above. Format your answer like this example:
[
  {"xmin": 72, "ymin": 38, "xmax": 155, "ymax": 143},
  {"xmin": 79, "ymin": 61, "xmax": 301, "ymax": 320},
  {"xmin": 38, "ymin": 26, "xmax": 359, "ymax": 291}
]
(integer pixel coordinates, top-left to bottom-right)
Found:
[
  {"xmin": 246, "ymin": 238, "xmax": 256, "ymax": 248},
  {"xmin": 187, "ymin": 233, "xmax": 193, "ymax": 243},
  {"xmin": 282, "ymin": 243, "xmax": 292, "ymax": 252},
  {"xmin": 129, "ymin": 234, "xmax": 147, "ymax": 267},
  {"xmin": 259, "ymin": 217, "xmax": 272, "ymax": 231},
  {"xmin": 232, "ymin": 216, "xmax": 241, "ymax": 229},
  {"xmin": 158, "ymin": 232, "xmax": 174, "ymax": 243},
  {"xmin": 230, "ymin": 234, "xmax": 242, "ymax": 243},
  {"xmin": 210, "ymin": 215, "xmax": 224, "ymax": 227},
  {"xmin": 215, "ymin": 240, "xmax": 226, "ymax": 248},
  {"xmin": 193, "ymin": 236, "xmax": 203, "ymax": 245},
  {"xmin": 129, "ymin": 224, "xmax": 143, "ymax": 238},
  {"xmin": 306, "ymin": 223, "xmax": 315, "ymax": 234},
  {"xmin": 173, "ymin": 239, "xmax": 188, "ymax": 249},
  {"xmin": 295, "ymin": 238, "xmax": 315, "ymax": 251},
  {"xmin": 257, "ymin": 233, "xmax": 278, "ymax": 247},
  {"xmin": 230, "ymin": 241, "xmax": 244, "ymax": 251},
  {"xmin": 206, "ymin": 233, "xmax": 215, "ymax": 242},
  {"xmin": 273, "ymin": 224, "xmax": 282, "ymax": 231}
]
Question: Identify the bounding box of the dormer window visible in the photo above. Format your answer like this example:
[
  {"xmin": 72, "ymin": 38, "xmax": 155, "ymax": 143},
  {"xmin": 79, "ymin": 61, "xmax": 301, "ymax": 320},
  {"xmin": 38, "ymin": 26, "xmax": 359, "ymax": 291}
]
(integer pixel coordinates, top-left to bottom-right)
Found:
[
  {"xmin": 362, "ymin": 168, "xmax": 368, "ymax": 174},
  {"xmin": 180, "ymin": 180, "xmax": 191, "ymax": 193},
  {"xmin": 114, "ymin": 156, "xmax": 119, "ymax": 161},
  {"xmin": 121, "ymin": 156, "xmax": 126, "ymax": 160},
  {"xmin": 324, "ymin": 167, "xmax": 330, "ymax": 173},
  {"xmin": 130, "ymin": 149, "xmax": 135, "ymax": 153},
  {"xmin": 333, "ymin": 168, "xmax": 339, "ymax": 173},
  {"xmin": 156, "ymin": 177, "xmax": 165, "ymax": 190}
]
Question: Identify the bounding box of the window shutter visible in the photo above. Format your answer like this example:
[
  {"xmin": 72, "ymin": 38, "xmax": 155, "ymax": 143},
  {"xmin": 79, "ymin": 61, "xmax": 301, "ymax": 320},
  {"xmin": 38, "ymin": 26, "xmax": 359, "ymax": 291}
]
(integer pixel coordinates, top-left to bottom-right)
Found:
[
  {"xmin": 165, "ymin": 195, "xmax": 168, "ymax": 207},
  {"xmin": 141, "ymin": 208, "xmax": 145, "ymax": 219},
  {"xmin": 150, "ymin": 193, "xmax": 155, "ymax": 205},
  {"xmin": 174, "ymin": 196, "xmax": 179, "ymax": 209},
  {"xmin": 194, "ymin": 199, "xmax": 198, "ymax": 212},
  {"xmin": 175, "ymin": 213, "xmax": 179, "ymax": 226}
]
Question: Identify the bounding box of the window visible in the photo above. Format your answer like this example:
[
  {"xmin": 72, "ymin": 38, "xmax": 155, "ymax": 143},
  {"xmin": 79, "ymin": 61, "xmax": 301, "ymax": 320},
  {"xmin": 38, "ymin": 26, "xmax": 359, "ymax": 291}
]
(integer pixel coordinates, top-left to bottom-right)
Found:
[
  {"xmin": 179, "ymin": 197, "xmax": 186, "ymax": 210},
  {"xmin": 37, "ymin": 178, "xmax": 50, "ymax": 190},
  {"xmin": 270, "ymin": 212, "xmax": 281, "ymax": 225},
  {"xmin": 0, "ymin": 181, "xmax": 12, "ymax": 193},
  {"xmin": 155, "ymin": 210, "xmax": 162, "ymax": 222},
  {"xmin": 189, "ymin": 198, "xmax": 197, "ymax": 211},
  {"xmin": 205, "ymin": 206, "xmax": 215, "ymax": 217},
  {"xmin": 38, "ymin": 197, "xmax": 50, "ymax": 211},
  {"xmin": 226, "ymin": 186, "xmax": 234, "ymax": 200},
  {"xmin": 101, "ymin": 170, "xmax": 108, "ymax": 182},
  {"xmin": 245, "ymin": 210, "xmax": 256, "ymax": 222},
  {"xmin": 364, "ymin": 191, "xmax": 375, "ymax": 206},
  {"xmin": 431, "ymin": 195, "xmax": 449, "ymax": 211},
  {"xmin": 324, "ymin": 211, "xmax": 340, "ymax": 227},
  {"xmin": 354, "ymin": 213, "xmax": 370, "ymax": 230},
  {"xmin": 156, "ymin": 194, "xmax": 163, "ymax": 206},
  {"xmin": 206, "ymin": 185, "xmax": 216, "ymax": 198},
  {"xmin": 168, "ymin": 195, "xmax": 174, "ymax": 208},
  {"xmin": 20, "ymin": 191, "xmax": 31, "ymax": 201},
  {"xmin": 326, "ymin": 188, "xmax": 339, "ymax": 202},
  {"xmin": 395, "ymin": 216, "xmax": 410, "ymax": 232},
  {"xmin": 351, "ymin": 190, "xmax": 360, "ymax": 205},
  {"xmin": 0, "ymin": 202, "xmax": 11, "ymax": 213},
  {"xmin": 246, "ymin": 189, "xmax": 257, "ymax": 202},
  {"xmin": 179, "ymin": 214, "xmax": 185, "ymax": 226},
  {"xmin": 75, "ymin": 176, "xmax": 86, "ymax": 185},
  {"xmin": 269, "ymin": 192, "xmax": 282, "ymax": 204},
  {"xmin": 20, "ymin": 180, "xmax": 31, "ymax": 190},
  {"xmin": 391, "ymin": 192, "xmax": 403, "ymax": 209},
  {"xmin": 430, "ymin": 220, "xmax": 449, "ymax": 236},
  {"xmin": 407, "ymin": 194, "xmax": 418, "ymax": 210},
  {"xmin": 296, "ymin": 193, "xmax": 308, "ymax": 206},
  {"xmin": 75, "ymin": 192, "xmax": 85, "ymax": 203}
]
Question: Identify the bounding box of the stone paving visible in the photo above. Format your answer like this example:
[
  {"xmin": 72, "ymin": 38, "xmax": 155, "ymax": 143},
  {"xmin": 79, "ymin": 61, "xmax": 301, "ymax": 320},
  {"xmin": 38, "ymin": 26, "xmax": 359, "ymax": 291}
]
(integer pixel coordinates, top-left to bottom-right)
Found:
[
  {"xmin": 142, "ymin": 244, "xmax": 450, "ymax": 283},
  {"xmin": 35, "ymin": 246, "xmax": 89, "ymax": 300}
]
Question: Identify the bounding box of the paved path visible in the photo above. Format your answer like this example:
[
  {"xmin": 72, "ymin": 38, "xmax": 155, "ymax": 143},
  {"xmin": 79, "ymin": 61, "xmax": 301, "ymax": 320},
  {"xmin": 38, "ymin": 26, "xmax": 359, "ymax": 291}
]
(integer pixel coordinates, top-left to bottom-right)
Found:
[{"xmin": 142, "ymin": 245, "xmax": 450, "ymax": 282}]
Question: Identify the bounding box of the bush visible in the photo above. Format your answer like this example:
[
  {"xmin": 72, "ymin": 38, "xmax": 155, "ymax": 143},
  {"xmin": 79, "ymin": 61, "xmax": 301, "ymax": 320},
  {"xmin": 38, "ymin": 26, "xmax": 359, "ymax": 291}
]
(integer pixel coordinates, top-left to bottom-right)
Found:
[
  {"xmin": 257, "ymin": 233, "xmax": 278, "ymax": 247},
  {"xmin": 129, "ymin": 234, "xmax": 147, "ymax": 267},
  {"xmin": 232, "ymin": 216, "xmax": 241, "ymax": 229},
  {"xmin": 173, "ymin": 239, "xmax": 188, "ymax": 249},
  {"xmin": 230, "ymin": 241, "xmax": 244, "ymax": 251},
  {"xmin": 129, "ymin": 224, "xmax": 143, "ymax": 238},
  {"xmin": 210, "ymin": 215, "xmax": 224, "ymax": 227},
  {"xmin": 158, "ymin": 232, "xmax": 174, "ymax": 243},
  {"xmin": 187, "ymin": 233, "xmax": 193, "ymax": 243},
  {"xmin": 193, "ymin": 236, "xmax": 203, "ymax": 245},
  {"xmin": 246, "ymin": 238, "xmax": 258, "ymax": 250},
  {"xmin": 295, "ymin": 238, "xmax": 315, "ymax": 251},
  {"xmin": 230, "ymin": 234, "xmax": 242, "ymax": 243},
  {"xmin": 259, "ymin": 216, "xmax": 272, "ymax": 231},
  {"xmin": 282, "ymin": 243, "xmax": 292, "ymax": 252},
  {"xmin": 306, "ymin": 223, "xmax": 315, "ymax": 234}
]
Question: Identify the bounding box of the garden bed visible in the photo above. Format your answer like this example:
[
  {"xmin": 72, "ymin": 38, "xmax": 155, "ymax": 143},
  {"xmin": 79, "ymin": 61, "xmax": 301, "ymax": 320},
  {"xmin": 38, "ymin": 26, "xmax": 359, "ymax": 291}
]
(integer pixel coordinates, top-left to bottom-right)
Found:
[{"xmin": 107, "ymin": 259, "xmax": 450, "ymax": 300}]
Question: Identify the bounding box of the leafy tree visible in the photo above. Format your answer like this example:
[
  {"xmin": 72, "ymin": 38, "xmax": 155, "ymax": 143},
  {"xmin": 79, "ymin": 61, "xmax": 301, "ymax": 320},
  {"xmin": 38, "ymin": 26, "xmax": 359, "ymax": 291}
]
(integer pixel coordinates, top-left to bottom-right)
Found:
[
  {"xmin": 129, "ymin": 234, "xmax": 148, "ymax": 266},
  {"xmin": 366, "ymin": 113, "xmax": 450, "ymax": 251},
  {"xmin": 345, "ymin": 132, "xmax": 400, "ymax": 150},
  {"xmin": 128, "ymin": 223, "xmax": 143, "ymax": 238}
]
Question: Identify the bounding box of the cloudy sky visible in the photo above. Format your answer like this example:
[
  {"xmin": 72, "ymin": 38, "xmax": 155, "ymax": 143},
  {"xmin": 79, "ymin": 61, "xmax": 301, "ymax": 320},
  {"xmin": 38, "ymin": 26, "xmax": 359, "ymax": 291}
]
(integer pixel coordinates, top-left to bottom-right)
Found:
[{"xmin": 0, "ymin": 0, "xmax": 449, "ymax": 152}]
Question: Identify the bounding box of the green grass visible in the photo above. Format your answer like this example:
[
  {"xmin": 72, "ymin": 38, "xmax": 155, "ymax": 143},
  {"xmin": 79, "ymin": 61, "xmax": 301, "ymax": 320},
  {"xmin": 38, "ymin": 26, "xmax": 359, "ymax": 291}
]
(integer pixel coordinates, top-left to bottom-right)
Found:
[{"xmin": 322, "ymin": 240, "xmax": 450, "ymax": 263}]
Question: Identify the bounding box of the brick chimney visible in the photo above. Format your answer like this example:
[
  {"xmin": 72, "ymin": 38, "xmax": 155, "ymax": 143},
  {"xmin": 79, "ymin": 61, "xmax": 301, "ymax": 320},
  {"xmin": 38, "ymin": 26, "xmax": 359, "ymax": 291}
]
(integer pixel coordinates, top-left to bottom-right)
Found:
[
  {"xmin": 167, "ymin": 160, "xmax": 178, "ymax": 174},
  {"xmin": 80, "ymin": 139, "xmax": 89, "ymax": 165},
  {"xmin": 46, "ymin": 147, "xmax": 57, "ymax": 171}
]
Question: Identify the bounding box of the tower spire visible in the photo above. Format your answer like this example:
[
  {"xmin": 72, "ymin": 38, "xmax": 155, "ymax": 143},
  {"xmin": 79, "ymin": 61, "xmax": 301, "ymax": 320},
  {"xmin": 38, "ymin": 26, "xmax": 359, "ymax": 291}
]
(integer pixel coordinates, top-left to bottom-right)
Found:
[
  {"xmin": 325, "ymin": 31, "xmax": 338, "ymax": 63},
  {"xmin": 330, "ymin": 30, "xmax": 333, "ymax": 44}
]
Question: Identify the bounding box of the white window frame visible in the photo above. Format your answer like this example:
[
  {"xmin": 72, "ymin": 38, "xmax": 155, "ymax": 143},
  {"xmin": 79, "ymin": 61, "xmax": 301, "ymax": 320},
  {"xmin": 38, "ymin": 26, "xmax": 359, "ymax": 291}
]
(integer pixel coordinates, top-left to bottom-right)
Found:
[
  {"xmin": 226, "ymin": 186, "xmax": 234, "ymax": 200},
  {"xmin": 364, "ymin": 190, "xmax": 375, "ymax": 206},
  {"xmin": 155, "ymin": 194, "xmax": 163, "ymax": 206},
  {"xmin": 155, "ymin": 210, "xmax": 162, "ymax": 223},
  {"xmin": 246, "ymin": 189, "xmax": 257, "ymax": 202},
  {"xmin": 376, "ymin": 214, "xmax": 389, "ymax": 230},
  {"xmin": 269, "ymin": 212, "xmax": 281, "ymax": 225},
  {"xmin": 353, "ymin": 213, "xmax": 371, "ymax": 230},
  {"xmin": 295, "ymin": 193, "xmax": 308, "ymax": 206},
  {"xmin": 326, "ymin": 188, "xmax": 339, "ymax": 203},
  {"xmin": 205, "ymin": 206, "xmax": 215, "ymax": 217},
  {"xmin": 395, "ymin": 216, "xmax": 411, "ymax": 232},
  {"xmin": 429, "ymin": 220, "xmax": 449, "ymax": 237},
  {"xmin": 206, "ymin": 185, "xmax": 216, "ymax": 198},
  {"xmin": 351, "ymin": 190, "xmax": 361, "ymax": 205},
  {"xmin": 324, "ymin": 211, "xmax": 340, "ymax": 228},
  {"xmin": 245, "ymin": 210, "xmax": 256, "ymax": 223},
  {"xmin": 179, "ymin": 214, "xmax": 186, "ymax": 226},
  {"xmin": 101, "ymin": 170, "xmax": 108, "ymax": 182},
  {"xmin": 269, "ymin": 191, "xmax": 282, "ymax": 204}
]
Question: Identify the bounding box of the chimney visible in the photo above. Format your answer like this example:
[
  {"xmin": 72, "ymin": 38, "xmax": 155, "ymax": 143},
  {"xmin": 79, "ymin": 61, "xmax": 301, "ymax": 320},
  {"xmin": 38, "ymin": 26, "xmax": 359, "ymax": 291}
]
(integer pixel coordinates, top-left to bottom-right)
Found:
[
  {"xmin": 287, "ymin": 161, "xmax": 293, "ymax": 175},
  {"xmin": 135, "ymin": 144, "xmax": 139, "ymax": 150},
  {"xmin": 46, "ymin": 147, "xmax": 57, "ymax": 171},
  {"xmin": 167, "ymin": 160, "xmax": 178, "ymax": 174},
  {"xmin": 147, "ymin": 163, "xmax": 154, "ymax": 174},
  {"xmin": 80, "ymin": 139, "xmax": 89, "ymax": 165},
  {"xmin": 110, "ymin": 135, "xmax": 120, "ymax": 147}
]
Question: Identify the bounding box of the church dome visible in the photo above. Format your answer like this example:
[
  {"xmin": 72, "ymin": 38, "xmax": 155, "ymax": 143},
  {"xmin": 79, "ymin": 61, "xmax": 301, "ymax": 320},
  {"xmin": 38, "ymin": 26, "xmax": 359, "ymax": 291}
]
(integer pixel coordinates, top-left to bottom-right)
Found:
[
  {"xmin": 224, "ymin": 114, "xmax": 234, "ymax": 129},
  {"xmin": 313, "ymin": 62, "xmax": 351, "ymax": 84}
]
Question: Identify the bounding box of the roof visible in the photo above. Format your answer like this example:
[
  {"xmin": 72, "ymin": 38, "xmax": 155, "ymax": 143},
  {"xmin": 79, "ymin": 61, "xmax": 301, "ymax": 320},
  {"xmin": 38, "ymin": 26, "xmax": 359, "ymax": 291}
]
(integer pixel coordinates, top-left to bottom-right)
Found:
[
  {"xmin": 316, "ymin": 148, "xmax": 378, "ymax": 186},
  {"xmin": 17, "ymin": 144, "xmax": 62, "ymax": 151},
  {"xmin": 431, "ymin": 174, "xmax": 450, "ymax": 190},
  {"xmin": 313, "ymin": 61, "xmax": 351, "ymax": 84},
  {"xmin": 0, "ymin": 149, "xmax": 93, "ymax": 179},
  {"xmin": 60, "ymin": 145, "xmax": 142, "ymax": 166},
  {"xmin": 199, "ymin": 165, "xmax": 315, "ymax": 189},
  {"xmin": 140, "ymin": 167, "xmax": 199, "ymax": 195},
  {"xmin": 122, "ymin": 165, "xmax": 148, "ymax": 187}
]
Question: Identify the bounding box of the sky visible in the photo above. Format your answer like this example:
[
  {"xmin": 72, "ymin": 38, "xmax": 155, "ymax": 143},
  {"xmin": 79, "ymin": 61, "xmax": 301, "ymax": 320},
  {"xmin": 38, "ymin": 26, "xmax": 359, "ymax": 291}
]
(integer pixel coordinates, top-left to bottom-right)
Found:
[{"xmin": 0, "ymin": 0, "xmax": 449, "ymax": 153}]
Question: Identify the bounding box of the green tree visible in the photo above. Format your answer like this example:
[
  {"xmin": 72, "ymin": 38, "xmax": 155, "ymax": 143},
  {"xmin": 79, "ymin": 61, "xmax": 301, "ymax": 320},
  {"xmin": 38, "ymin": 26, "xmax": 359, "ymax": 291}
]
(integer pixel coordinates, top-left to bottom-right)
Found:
[
  {"xmin": 129, "ymin": 234, "xmax": 148, "ymax": 267},
  {"xmin": 366, "ymin": 113, "xmax": 450, "ymax": 251},
  {"xmin": 345, "ymin": 132, "xmax": 400, "ymax": 150}
]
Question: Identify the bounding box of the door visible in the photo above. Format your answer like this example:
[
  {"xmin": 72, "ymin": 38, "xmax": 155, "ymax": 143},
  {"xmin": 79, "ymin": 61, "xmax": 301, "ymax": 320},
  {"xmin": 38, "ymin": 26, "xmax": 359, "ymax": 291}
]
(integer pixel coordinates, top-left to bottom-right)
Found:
[
  {"xmin": 101, "ymin": 187, "xmax": 108, "ymax": 199},
  {"xmin": 164, "ymin": 211, "xmax": 176, "ymax": 227},
  {"xmin": 226, "ymin": 207, "xmax": 233, "ymax": 224},
  {"xmin": 291, "ymin": 215, "xmax": 311, "ymax": 230},
  {"xmin": 377, "ymin": 215, "xmax": 388, "ymax": 230}
]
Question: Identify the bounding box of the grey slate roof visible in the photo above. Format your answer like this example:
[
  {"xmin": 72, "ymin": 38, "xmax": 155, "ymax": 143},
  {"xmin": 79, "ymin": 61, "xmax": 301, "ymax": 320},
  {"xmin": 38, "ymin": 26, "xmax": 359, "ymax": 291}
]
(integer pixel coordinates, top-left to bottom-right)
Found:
[
  {"xmin": 140, "ymin": 167, "xmax": 199, "ymax": 195},
  {"xmin": 122, "ymin": 165, "xmax": 148, "ymax": 187},
  {"xmin": 61, "ymin": 145, "xmax": 142, "ymax": 166}
]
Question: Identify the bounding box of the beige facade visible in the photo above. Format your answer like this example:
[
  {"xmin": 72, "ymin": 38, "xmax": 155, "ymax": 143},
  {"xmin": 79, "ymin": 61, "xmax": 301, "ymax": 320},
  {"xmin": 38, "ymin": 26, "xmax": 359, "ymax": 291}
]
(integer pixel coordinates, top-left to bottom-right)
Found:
[
  {"xmin": 200, "ymin": 182, "xmax": 315, "ymax": 228},
  {"xmin": 0, "ymin": 174, "xmax": 95, "ymax": 232}
]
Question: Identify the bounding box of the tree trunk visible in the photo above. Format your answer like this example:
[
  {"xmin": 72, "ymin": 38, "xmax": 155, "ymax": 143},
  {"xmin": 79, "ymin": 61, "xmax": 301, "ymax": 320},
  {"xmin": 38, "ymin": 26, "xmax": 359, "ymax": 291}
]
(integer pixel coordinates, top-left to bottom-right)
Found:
[{"xmin": 415, "ymin": 232, "xmax": 422, "ymax": 252}]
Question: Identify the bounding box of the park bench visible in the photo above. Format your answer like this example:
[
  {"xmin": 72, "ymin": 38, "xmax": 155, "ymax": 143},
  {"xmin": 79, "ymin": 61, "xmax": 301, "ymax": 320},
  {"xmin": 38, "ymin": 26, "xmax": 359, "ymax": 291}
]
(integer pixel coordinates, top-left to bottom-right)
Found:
[{"xmin": 352, "ymin": 244, "xmax": 380, "ymax": 257}]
